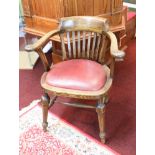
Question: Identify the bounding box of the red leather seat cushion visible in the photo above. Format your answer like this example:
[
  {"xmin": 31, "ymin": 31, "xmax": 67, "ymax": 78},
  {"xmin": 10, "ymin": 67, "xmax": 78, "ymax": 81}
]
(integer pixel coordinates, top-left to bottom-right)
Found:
[
  {"xmin": 127, "ymin": 12, "xmax": 136, "ymax": 21},
  {"xmin": 45, "ymin": 59, "xmax": 107, "ymax": 91}
]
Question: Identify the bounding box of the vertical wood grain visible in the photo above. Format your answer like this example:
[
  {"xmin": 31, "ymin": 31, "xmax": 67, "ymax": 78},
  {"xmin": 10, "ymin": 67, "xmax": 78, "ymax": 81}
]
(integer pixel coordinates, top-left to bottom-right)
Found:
[
  {"xmin": 76, "ymin": 0, "xmax": 94, "ymax": 15},
  {"xmin": 94, "ymin": 0, "xmax": 111, "ymax": 15},
  {"xmin": 86, "ymin": 32, "xmax": 91, "ymax": 58},
  {"xmin": 31, "ymin": 0, "xmax": 64, "ymax": 18},
  {"xmin": 82, "ymin": 31, "xmax": 86, "ymax": 58},
  {"xmin": 77, "ymin": 31, "xmax": 81, "ymax": 58},
  {"xmin": 91, "ymin": 32, "xmax": 97, "ymax": 59},
  {"xmin": 72, "ymin": 31, "xmax": 76, "ymax": 58},
  {"xmin": 98, "ymin": 35, "xmax": 108, "ymax": 63},
  {"xmin": 66, "ymin": 32, "xmax": 72, "ymax": 58},
  {"xmin": 60, "ymin": 33, "xmax": 67, "ymax": 60},
  {"xmin": 95, "ymin": 34, "xmax": 101, "ymax": 60}
]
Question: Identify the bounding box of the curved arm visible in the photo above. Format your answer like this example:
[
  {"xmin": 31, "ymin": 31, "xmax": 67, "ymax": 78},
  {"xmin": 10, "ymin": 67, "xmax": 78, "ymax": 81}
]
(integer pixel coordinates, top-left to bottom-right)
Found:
[
  {"xmin": 107, "ymin": 31, "xmax": 125, "ymax": 61},
  {"xmin": 24, "ymin": 29, "xmax": 60, "ymax": 71},
  {"xmin": 25, "ymin": 29, "xmax": 60, "ymax": 51}
]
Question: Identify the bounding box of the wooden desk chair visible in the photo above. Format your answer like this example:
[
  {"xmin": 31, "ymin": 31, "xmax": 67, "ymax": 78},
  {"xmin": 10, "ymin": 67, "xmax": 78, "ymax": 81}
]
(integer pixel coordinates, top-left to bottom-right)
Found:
[{"xmin": 25, "ymin": 16, "xmax": 125, "ymax": 143}]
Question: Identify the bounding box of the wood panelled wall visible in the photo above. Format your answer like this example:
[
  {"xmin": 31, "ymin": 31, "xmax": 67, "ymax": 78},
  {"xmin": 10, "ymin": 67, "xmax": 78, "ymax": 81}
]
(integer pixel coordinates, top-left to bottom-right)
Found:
[{"xmin": 22, "ymin": 0, "xmax": 123, "ymax": 32}]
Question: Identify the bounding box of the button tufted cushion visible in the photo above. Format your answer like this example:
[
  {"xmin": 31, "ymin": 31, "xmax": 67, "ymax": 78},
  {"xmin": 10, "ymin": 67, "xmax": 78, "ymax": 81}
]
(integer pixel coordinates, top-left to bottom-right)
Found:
[{"xmin": 45, "ymin": 59, "xmax": 107, "ymax": 91}]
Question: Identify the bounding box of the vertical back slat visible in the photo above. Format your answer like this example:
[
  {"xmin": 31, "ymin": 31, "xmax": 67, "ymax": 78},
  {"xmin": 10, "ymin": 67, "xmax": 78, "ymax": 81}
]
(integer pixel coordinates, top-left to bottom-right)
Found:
[
  {"xmin": 60, "ymin": 31, "xmax": 108, "ymax": 63},
  {"xmin": 66, "ymin": 32, "xmax": 71, "ymax": 58},
  {"xmin": 60, "ymin": 33, "xmax": 67, "ymax": 60},
  {"xmin": 91, "ymin": 32, "xmax": 97, "ymax": 59},
  {"xmin": 82, "ymin": 31, "xmax": 86, "ymax": 58},
  {"xmin": 95, "ymin": 34, "xmax": 101, "ymax": 60},
  {"xmin": 87, "ymin": 32, "xmax": 91, "ymax": 58},
  {"xmin": 98, "ymin": 35, "xmax": 107, "ymax": 63},
  {"xmin": 77, "ymin": 31, "xmax": 81, "ymax": 58},
  {"xmin": 72, "ymin": 31, "xmax": 76, "ymax": 58}
]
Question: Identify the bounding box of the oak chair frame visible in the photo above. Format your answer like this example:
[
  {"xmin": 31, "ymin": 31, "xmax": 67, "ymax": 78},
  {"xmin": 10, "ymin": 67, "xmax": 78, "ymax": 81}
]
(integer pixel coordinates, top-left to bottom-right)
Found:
[{"xmin": 25, "ymin": 16, "xmax": 125, "ymax": 143}]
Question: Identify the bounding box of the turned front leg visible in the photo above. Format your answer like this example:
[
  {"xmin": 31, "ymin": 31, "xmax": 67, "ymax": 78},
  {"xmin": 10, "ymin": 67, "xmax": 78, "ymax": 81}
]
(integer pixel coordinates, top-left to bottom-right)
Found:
[
  {"xmin": 41, "ymin": 93, "xmax": 50, "ymax": 132},
  {"xmin": 96, "ymin": 98, "xmax": 106, "ymax": 143}
]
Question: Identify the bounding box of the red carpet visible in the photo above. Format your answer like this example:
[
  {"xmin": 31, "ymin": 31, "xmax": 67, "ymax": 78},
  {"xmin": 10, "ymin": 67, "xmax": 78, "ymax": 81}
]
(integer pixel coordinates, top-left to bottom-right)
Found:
[{"xmin": 19, "ymin": 39, "xmax": 136, "ymax": 155}]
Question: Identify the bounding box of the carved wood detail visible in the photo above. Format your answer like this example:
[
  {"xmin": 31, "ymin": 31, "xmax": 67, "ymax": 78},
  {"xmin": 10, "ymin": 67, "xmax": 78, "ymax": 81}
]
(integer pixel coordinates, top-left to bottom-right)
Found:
[
  {"xmin": 41, "ymin": 93, "xmax": 50, "ymax": 131},
  {"xmin": 96, "ymin": 97, "xmax": 106, "ymax": 143}
]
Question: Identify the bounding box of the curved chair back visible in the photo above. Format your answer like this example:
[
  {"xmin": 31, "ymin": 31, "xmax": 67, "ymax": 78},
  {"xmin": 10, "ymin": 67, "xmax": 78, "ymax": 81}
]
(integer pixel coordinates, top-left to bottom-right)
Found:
[{"xmin": 58, "ymin": 16, "xmax": 111, "ymax": 64}]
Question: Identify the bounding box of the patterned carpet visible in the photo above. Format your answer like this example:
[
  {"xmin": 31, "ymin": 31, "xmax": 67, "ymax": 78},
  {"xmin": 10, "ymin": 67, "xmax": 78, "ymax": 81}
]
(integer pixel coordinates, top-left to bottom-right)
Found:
[{"xmin": 20, "ymin": 100, "xmax": 119, "ymax": 155}]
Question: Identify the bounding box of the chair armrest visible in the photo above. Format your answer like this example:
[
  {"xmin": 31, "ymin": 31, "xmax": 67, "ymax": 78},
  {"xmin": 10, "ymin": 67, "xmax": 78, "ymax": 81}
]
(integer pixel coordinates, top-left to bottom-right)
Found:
[
  {"xmin": 107, "ymin": 31, "xmax": 125, "ymax": 61},
  {"xmin": 25, "ymin": 29, "xmax": 60, "ymax": 51},
  {"xmin": 24, "ymin": 29, "xmax": 60, "ymax": 71}
]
